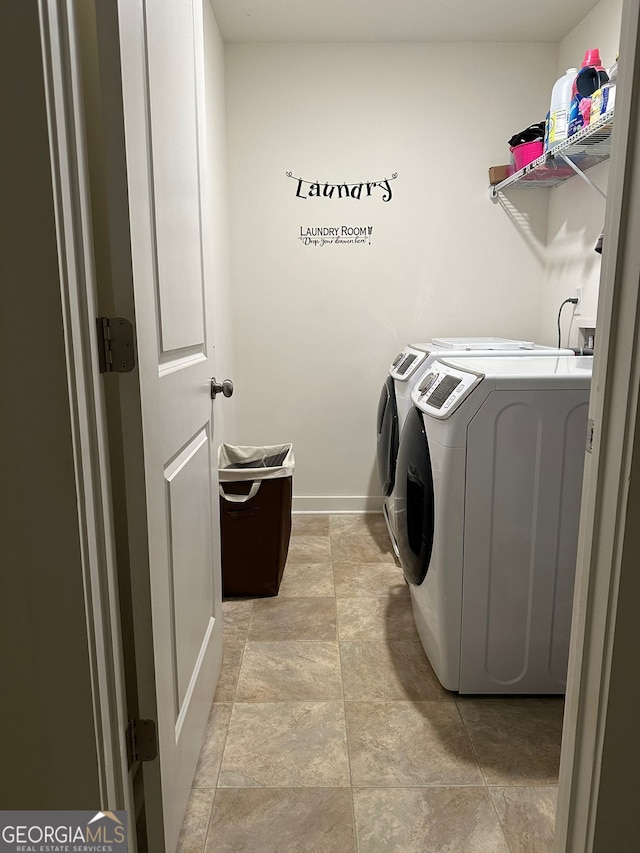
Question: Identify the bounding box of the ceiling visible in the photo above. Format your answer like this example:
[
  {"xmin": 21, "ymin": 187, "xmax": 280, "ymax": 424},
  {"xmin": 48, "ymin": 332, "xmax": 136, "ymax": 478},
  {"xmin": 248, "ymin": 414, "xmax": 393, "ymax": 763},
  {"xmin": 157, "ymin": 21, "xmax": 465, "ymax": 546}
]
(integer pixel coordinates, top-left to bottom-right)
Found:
[{"xmin": 211, "ymin": 0, "xmax": 601, "ymax": 44}]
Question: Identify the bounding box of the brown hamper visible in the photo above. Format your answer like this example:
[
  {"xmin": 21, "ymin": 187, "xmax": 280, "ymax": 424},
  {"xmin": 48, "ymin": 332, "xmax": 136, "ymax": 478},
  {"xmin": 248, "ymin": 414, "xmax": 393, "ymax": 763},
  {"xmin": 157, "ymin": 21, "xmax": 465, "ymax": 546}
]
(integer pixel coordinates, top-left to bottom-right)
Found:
[{"xmin": 218, "ymin": 443, "xmax": 294, "ymax": 598}]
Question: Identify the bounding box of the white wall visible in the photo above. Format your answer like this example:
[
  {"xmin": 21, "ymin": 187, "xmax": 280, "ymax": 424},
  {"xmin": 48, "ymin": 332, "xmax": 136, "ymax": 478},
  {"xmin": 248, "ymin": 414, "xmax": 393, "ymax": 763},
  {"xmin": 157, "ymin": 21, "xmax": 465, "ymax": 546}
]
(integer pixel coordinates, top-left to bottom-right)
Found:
[
  {"xmin": 204, "ymin": 0, "xmax": 237, "ymax": 446},
  {"xmin": 539, "ymin": 0, "xmax": 623, "ymax": 348},
  {"xmin": 225, "ymin": 41, "xmax": 559, "ymax": 511}
]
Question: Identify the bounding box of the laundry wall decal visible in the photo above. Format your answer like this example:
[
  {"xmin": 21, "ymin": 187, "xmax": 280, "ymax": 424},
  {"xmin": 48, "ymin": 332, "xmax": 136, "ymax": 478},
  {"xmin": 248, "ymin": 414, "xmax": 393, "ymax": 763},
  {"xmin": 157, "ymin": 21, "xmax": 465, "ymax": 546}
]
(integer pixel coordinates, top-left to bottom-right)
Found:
[
  {"xmin": 299, "ymin": 225, "xmax": 374, "ymax": 246},
  {"xmin": 287, "ymin": 171, "xmax": 397, "ymax": 202}
]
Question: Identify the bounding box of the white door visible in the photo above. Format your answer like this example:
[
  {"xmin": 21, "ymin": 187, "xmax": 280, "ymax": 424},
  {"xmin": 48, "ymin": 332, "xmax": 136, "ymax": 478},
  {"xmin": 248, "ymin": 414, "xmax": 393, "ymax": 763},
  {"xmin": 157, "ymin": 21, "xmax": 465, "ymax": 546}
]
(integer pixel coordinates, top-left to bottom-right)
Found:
[{"xmin": 88, "ymin": 0, "xmax": 224, "ymax": 848}]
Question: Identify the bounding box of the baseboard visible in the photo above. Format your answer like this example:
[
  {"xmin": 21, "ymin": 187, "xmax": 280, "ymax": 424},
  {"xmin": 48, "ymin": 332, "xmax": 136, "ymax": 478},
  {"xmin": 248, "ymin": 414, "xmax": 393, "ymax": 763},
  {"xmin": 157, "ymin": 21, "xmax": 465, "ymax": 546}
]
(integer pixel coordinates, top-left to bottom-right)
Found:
[{"xmin": 292, "ymin": 495, "xmax": 384, "ymax": 514}]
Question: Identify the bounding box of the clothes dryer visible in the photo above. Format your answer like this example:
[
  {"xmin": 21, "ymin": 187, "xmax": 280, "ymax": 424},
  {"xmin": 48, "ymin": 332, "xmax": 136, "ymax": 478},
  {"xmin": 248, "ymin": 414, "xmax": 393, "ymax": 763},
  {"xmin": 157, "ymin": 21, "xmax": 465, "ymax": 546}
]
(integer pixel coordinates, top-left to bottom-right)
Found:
[
  {"xmin": 376, "ymin": 338, "xmax": 572, "ymax": 557},
  {"xmin": 394, "ymin": 355, "xmax": 592, "ymax": 694}
]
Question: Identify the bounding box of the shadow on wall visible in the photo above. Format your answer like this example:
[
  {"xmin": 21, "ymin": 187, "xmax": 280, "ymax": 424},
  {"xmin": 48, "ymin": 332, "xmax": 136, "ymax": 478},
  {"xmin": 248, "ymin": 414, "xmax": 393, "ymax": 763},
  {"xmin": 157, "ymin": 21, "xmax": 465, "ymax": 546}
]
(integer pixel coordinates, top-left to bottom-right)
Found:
[
  {"xmin": 494, "ymin": 193, "xmax": 549, "ymax": 264},
  {"xmin": 545, "ymin": 158, "xmax": 608, "ymax": 247}
]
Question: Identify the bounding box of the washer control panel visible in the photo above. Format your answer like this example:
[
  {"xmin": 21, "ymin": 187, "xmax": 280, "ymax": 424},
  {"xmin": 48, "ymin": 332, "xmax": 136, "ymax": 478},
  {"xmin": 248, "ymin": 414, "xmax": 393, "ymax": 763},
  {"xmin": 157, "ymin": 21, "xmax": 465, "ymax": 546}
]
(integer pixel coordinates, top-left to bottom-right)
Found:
[
  {"xmin": 411, "ymin": 361, "xmax": 483, "ymax": 418},
  {"xmin": 389, "ymin": 345, "xmax": 431, "ymax": 381}
]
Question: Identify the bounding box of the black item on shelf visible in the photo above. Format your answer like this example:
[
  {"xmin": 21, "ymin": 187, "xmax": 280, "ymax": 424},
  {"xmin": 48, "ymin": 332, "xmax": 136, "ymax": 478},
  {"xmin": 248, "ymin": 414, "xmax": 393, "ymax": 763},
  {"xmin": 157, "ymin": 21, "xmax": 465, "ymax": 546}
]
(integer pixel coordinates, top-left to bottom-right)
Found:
[
  {"xmin": 508, "ymin": 122, "xmax": 546, "ymax": 147},
  {"xmin": 576, "ymin": 67, "xmax": 609, "ymax": 98}
]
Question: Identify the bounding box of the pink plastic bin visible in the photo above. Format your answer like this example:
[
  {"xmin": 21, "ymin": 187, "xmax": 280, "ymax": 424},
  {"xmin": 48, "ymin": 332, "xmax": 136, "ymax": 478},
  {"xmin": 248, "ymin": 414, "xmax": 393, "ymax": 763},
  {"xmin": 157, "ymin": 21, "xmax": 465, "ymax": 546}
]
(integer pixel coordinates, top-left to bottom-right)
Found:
[{"xmin": 511, "ymin": 141, "xmax": 543, "ymax": 171}]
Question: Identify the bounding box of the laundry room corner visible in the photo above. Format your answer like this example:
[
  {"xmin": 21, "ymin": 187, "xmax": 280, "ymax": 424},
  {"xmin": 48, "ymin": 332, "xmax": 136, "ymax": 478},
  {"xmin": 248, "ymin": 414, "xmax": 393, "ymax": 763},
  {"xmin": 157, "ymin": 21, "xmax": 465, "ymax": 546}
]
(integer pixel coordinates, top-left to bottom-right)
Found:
[
  {"xmin": 223, "ymin": 40, "xmax": 561, "ymax": 512},
  {"xmin": 538, "ymin": 0, "xmax": 623, "ymax": 350}
]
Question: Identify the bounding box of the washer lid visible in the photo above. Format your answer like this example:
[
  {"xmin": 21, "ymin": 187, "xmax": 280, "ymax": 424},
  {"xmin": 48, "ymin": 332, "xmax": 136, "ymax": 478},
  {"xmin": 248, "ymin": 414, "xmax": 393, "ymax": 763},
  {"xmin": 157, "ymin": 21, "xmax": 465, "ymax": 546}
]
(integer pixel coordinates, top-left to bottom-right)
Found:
[
  {"xmin": 431, "ymin": 336, "xmax": 536, "ymax": 350},
  {"xmin": 441, "ymin": 355, "xmax": 593, "ymax": 386}
]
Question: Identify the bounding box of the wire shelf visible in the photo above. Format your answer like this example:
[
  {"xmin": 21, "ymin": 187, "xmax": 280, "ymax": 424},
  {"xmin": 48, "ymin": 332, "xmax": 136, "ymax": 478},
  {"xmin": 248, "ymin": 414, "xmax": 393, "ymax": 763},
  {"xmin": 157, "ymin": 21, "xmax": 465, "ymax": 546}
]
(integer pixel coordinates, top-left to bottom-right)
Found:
[{"xmin": 490, "ymin": 109, "xmax": 614, "ymax": 196}]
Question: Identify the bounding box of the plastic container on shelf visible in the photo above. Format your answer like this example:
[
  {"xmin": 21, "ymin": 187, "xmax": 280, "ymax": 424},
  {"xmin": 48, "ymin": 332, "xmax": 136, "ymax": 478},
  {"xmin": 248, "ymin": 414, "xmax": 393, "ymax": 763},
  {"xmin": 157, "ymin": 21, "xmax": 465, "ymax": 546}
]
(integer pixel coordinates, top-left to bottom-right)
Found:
[
  {"xmin": 547, "ymin": 67, "xmax": 578, "ymax": 149},
  {"xmin": 511, "ymin": 140, "xmax": 544, "ymax": 170},
  {"xmin": 507, "ymin": 122, "xmax": 545, "ymax": 171},
  {"xmin": 569, "ymin": 49, "xmax": 609, "ymax": 136},
  {"xmin": 590, "ymin": 56, "xmax": 618, "ymax": 121},
  {"xmin": 543, "ymin": 111, "xmax": 550, "ymax": 150}
]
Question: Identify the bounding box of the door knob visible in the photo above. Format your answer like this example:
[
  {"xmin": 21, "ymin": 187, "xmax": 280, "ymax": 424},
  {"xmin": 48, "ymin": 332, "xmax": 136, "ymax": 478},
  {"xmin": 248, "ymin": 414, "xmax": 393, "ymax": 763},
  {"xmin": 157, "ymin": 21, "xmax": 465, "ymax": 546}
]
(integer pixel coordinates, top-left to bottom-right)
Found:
[{"xmin": 211, "ymin": 378, "xmax": 234, "ymax": 399}]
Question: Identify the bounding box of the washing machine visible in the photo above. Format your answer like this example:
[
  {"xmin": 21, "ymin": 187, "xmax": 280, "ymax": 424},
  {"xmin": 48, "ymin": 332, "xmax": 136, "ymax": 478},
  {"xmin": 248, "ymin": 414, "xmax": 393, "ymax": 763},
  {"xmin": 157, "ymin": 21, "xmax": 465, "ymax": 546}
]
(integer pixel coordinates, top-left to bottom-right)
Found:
[
  {"xmin": 394, "ymin": 355, "xmax": 592, "ymax": 694},
  {"xmin": 376, "ymin": 337, "xmax": 573, "ymax": 557}
]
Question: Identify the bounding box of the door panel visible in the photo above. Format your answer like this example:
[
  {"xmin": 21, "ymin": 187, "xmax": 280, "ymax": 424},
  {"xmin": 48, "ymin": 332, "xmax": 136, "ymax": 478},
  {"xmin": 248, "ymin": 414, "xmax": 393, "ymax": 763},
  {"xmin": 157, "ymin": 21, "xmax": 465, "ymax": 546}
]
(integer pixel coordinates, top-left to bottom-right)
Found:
[
  {"xmin": 146, "ymin": 0, "xmax": 206, "ymax": 355},
  {"xmin": 460, "ymin": 392, "xmax": 587, "ymax": 693},
  {"xmin": 90, "ymin": 0, "xmax": 223, "ymax": 848},
  {"xmin": 165, "ymin": 428, "xmax": 215, "ymax": 713}
]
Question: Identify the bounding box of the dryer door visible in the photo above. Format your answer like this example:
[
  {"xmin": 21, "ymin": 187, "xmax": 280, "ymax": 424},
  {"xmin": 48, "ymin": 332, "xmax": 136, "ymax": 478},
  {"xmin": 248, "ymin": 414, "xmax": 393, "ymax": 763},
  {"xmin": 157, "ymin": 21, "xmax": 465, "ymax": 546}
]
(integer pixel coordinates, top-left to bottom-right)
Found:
[
  {"xmin": 376, "ymin": 376, "xmax": 398, "ymax": 497},
  {"xmin": 395, "ymin": 406, "xmax": 434, "ymax": 585}
]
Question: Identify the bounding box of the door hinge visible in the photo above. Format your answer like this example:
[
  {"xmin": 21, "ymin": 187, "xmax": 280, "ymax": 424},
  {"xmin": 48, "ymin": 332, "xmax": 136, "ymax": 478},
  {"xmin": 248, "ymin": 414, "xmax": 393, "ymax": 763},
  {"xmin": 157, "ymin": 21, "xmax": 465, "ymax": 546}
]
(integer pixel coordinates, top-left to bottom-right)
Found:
[
  {"xmin": 126, "ymin": 718, "xmax": 158, "ymax": 768},
  {"xmin": 586, "ymin": 418, "xmax": 595, "ymax": 453},
  {"xmin": 96, "ymin": 316, "xmax": 135, "ymax": 373}
]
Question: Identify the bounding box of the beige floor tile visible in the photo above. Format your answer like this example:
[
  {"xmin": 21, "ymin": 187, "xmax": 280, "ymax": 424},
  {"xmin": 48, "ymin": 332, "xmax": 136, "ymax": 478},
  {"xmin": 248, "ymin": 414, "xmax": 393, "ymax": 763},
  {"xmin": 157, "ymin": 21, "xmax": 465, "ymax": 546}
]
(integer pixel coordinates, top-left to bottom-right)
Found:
[
  {"xmin": 236, "ymin": 641, "xmax": 343, "ymax": 701},
  {"xmin": 192, "ymin": 703, "xmax": 233, "ymax": 788},
  {"xmin": 337, "ymin": 596, "xmax": 418, "ymax": 641},
  {"xmin": 489, "ymin": 786, "xmax": 557, "ymax": 853},
  {"xmin": 456, "ymin": 697, "xmax": 564, "ymax": 786},
  {"xmin": 340, "ymin": 641, "xmax": 452, "ymax": 701},
  {"xmin": 213, "ymin": 640, "xmax": 244, "ymax": 703},
  {"xmin": 291, "ymin": 514, "xmax": 331, "ymax": 536},
  {"xmin": 278, "ymin": 561, "xmax": 334, "ymax": 597},
  {"xmin": 345, "ymin": 701, "xmax": 482, "ymax": 787},
  {"xmin": 329, "ymin": 513, "xmax": 388, "ymax": 537},
  {"xmin": 221, "ymin": 600, "xmax": 254, "ymax": 643},
  {"xmin": 219, "ymin": 701, "xmax": 350, "ymax": 788},
  {"xmin": 205, "ymin": 788, "xmax": 356, "ymax": 852},
  {"xmin": 353, "ymin": 787, "xmax": 510, "ymax": 853},
  {"xmin": 286, "ymin": 534, "xmax": 332, "ymax": 565},
  {"xmin": 176, "ymin": 788, "xmax": 215, "ymax": 853},
  {"xmin": 330, "ymin": 531, "xmax": 395, "ymax": 564},
  {"xmin": 333, "ymin": 560, "xmax": 407, "ymax": 597},
  {"xmin": 183, "ymin": 513, "xmax": 567, "ymax": 850},
  {"xmin": 249, "ymin": 597, "xmax": 337, "ymax": 641}
]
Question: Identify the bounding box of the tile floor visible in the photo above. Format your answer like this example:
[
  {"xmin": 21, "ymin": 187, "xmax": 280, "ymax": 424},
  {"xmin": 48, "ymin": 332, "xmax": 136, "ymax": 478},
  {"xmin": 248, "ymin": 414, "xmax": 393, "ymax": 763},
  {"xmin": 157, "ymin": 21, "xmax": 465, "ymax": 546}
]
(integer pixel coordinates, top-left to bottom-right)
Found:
[{"xmin": 177, "ymin": 513, "xmax": 563, "ymax": 852}]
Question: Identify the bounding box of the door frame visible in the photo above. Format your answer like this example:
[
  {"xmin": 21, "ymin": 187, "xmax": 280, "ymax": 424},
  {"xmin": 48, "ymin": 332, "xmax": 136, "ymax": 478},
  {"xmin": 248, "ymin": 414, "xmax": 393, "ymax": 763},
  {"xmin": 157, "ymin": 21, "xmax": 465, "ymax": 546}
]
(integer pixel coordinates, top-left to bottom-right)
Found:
[
  {"xmin": 37, "ymin": 0, "xmax": 133, "ymax": 821},
  {"xmin": 66, "ymin": 0, "xmax": 224, "ymax": 849},
  {"xmin": 554, "ymin": 0, "xmax": 640, "ymax": 849}
]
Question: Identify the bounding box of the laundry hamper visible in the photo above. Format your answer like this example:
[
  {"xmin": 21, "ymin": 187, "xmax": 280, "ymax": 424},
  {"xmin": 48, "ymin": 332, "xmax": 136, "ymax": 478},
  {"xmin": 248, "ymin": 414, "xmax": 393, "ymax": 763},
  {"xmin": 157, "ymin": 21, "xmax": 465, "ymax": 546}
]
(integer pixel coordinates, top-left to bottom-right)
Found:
[{"xmin": 218, "ymin": 443, "xmax": 295, "ymax": 597}]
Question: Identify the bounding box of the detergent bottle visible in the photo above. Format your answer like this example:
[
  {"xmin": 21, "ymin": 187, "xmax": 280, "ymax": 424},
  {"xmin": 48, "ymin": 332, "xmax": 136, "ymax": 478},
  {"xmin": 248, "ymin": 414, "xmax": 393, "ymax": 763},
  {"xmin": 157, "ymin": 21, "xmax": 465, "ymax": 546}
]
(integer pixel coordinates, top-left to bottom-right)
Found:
[
  {"xmin": 547, "ymin": 67, "xmax": 578, "ymax": 149},
  {"xmin": 568, "ymin": 49, "xmax": 609, "ymax": 136},
  {"xmin": 591, "ymin": 55, "xmax": 618, "ymax": 121}
]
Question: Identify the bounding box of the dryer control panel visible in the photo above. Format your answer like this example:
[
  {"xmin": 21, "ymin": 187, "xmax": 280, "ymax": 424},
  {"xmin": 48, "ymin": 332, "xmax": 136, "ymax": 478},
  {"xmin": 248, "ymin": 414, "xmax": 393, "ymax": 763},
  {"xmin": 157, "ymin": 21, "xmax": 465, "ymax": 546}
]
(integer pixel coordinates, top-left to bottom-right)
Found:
[
  {"xmin": 411, "ymin": 361, "xmax": 483, "ymax": 418},
  {"xmin": 389, "ymin": 345, "xmax": 431, "ymax": 382}
]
